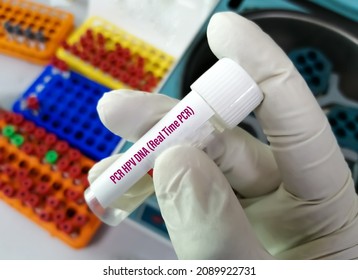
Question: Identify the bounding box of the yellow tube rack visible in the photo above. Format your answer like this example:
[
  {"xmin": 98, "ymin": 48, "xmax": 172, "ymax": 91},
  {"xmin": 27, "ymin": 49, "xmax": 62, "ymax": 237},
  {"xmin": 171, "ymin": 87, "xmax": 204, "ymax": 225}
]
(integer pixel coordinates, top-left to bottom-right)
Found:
[{"xmin": 57, "ymin": 16, "xmax": 175, "ymax": 90}]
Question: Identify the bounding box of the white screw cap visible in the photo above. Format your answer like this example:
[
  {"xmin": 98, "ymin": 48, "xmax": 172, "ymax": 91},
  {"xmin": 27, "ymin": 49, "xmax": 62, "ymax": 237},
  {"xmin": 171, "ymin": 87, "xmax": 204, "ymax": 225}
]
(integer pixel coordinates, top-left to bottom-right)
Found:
[{"xmin": 190, "ymin": 58, "xmax": 263, "ymax": 129}]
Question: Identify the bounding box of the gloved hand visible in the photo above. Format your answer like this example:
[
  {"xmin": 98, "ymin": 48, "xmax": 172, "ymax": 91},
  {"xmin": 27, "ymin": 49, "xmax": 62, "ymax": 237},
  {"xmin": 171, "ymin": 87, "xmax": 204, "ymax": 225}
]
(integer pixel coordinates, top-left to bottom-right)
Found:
[{"xmin": 88, "ymin": 12, "xmax": 358, "ymax": 259}]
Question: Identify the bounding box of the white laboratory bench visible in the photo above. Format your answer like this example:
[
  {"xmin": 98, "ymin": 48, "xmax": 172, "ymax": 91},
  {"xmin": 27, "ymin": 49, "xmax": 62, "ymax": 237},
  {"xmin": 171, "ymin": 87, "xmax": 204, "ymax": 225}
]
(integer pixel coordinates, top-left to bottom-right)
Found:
[
  {"xmin": 0, "ymin": 0, "xmax": 223, "ymax": 260},
  {"xmin": 0, "ymin": 0, "xmax": 182, "ymax": 259},
  {"xmin": 0, "ymin": 53, "xmax": 177, "ymax": 260}
]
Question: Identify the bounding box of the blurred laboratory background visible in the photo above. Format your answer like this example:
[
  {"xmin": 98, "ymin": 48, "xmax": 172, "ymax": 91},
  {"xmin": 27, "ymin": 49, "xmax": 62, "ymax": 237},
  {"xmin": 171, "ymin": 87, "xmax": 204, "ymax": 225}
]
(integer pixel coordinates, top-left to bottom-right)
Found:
[{"xmin": 0, "ymin": 0, "xmax": 357, "ymax": 259}]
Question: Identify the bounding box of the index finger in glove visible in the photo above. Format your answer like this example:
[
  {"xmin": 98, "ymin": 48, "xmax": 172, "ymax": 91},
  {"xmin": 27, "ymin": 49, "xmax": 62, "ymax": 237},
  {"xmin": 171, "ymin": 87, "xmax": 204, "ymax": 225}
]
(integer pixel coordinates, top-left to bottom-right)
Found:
[
  {"xmin": 97, "ymin": 90, "xmax": 281, "ymax": 197},
  {"xmin": 207, "ymin": 12, "xmax": 352, "ymax": 200},
  {"xmin": 97, "ymin": 90, "xmax": 178, "ymax": 143}
]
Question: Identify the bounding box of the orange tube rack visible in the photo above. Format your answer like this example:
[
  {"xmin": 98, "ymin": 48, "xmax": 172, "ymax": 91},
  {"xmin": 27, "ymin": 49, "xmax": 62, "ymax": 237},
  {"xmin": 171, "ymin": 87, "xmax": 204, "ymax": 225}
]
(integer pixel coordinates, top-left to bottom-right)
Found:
[
  {"xmin": 0, "ymin": 109, "xmax": 101, "ymax": 248},
  {"xmin": 0, "ymin": 0, "xmax": 74, "ymax": 64}
]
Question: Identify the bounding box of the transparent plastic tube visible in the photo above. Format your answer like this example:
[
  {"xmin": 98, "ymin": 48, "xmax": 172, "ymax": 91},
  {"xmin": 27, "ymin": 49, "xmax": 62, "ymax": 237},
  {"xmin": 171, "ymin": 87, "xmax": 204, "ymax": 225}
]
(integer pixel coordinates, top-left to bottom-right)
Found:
[{"xmin": 85, "ymin": 58, "xmax": 264, "ymax": 226}]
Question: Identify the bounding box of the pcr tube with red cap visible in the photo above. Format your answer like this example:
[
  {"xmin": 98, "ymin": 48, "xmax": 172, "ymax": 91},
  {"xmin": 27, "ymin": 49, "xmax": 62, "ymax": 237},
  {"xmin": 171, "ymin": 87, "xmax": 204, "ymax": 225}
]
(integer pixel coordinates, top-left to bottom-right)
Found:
[{"xmin": 84, "ymin": 58, "xmax": 264, "ymax": 226}]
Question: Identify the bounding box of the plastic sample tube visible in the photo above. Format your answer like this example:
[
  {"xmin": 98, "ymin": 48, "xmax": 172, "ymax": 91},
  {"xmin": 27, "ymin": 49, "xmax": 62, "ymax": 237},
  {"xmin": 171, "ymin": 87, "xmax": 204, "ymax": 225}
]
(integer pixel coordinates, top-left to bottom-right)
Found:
[{"xmin": 85, "ymin": 58, "xmax": 263, "ymax": 226}]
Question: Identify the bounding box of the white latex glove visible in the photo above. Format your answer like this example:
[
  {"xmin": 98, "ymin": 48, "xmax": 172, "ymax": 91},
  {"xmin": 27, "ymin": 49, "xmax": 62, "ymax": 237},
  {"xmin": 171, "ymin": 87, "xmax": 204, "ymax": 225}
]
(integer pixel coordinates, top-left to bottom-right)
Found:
[{"xmin": 88, "ymin": 12, "xmax": 358, "ymax": 259}]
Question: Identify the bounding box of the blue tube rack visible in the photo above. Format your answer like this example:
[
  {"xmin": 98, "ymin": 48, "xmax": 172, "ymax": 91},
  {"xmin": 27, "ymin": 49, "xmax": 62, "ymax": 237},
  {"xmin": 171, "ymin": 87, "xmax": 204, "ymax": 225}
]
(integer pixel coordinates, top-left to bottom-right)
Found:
[{"xmin": 13, "ymin": 66, "xmax": 123, "ymax": 161}]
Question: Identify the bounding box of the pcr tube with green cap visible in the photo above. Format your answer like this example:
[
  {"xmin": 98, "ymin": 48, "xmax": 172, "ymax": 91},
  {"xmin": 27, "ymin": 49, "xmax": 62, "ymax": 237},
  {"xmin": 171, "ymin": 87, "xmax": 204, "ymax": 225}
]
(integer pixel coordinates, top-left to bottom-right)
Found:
[{"xmin": 85, "ymin": 58, "xmax": 264, "ymax": 226}]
